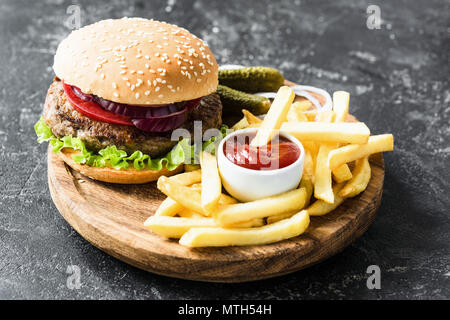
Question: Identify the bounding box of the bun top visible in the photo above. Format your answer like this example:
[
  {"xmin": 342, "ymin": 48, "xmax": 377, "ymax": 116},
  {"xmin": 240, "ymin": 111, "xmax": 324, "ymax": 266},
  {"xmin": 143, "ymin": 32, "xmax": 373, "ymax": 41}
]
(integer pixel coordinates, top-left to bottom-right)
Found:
[{"xmin": 53, "ymin": 17, "xmax": 218, "ymax": 105}]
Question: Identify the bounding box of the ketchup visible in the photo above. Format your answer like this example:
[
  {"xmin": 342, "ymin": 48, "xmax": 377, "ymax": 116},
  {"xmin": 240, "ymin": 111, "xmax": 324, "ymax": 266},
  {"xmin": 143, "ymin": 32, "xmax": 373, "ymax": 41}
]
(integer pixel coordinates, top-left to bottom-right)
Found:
[{"xmin": 223, "ymin": 133, "xmax": 300, "ymax": 170}]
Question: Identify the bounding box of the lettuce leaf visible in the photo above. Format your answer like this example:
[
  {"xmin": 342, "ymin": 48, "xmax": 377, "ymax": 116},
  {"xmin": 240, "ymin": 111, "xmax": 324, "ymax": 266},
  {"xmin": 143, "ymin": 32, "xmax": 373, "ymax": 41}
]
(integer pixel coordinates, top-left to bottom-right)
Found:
[{"xmin": 34, "ymin": 117, "xmax": 228, "ymax": 171}]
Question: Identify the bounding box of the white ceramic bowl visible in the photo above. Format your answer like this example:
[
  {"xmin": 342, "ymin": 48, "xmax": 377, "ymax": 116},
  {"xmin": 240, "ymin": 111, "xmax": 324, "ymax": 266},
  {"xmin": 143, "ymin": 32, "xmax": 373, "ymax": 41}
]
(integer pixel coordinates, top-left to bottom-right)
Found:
[{"xmin": 217, "ymin": 128, "xmax": 305, "ymax": 202}]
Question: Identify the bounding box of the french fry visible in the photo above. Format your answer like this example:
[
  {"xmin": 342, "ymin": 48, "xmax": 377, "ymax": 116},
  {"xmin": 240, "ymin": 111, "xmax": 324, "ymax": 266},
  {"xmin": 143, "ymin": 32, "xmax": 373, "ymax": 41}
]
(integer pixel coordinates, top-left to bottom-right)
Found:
[
  {"xmin": 266, "ymin": 211, "xmax": 297, "ymax": 224},
  {"xmin": 179, "ymin": 210, "xmax": 310, "ymax": 247},
  {"xmin": 306, "ymin": 183, "xmax": 345, "ymax": 216},
  {"xmin": 189, "ymin": 183, "xmax": 202, "ymax": 191},
  {"xmin": 339, "ymin": 157, "xmax": 371, "ymax": 198},
  {"xmin": 332, "ymin": 164, "xmax": 353, "ymax": 183},
  {"xmin": 331, "ymin": 91, "xmax": 352, "ymax": 183},
  {"xmin": 168, "ymin": 169, "xmax": 201, "ymax": 185},
  {"xmin": 158, "ymin": 177, "xmax": 204, "ymax": 213},
  {"xmin": 292, "ymin": 100, "xmax": 313, "ymax": 112},
  {"xmin": 287, "ymin": 101, "xmax": 311, "ymax": 122},
  {"xmin": 329, "ymin": 134, "xmax": 394, "ymax": 170},
  {"xmin": 287, "ymin": 111, "xmax": 308, "ymax": 123},
  {"xmin": 314, "ymin": 110, "xmax": 336, "ymax": 203},
  {"xmin": 218, "ymin": 194, "xmax": 239, "ymax": 205},
  {"xmin": 157, "ymin": 177, "xmax": 236, "ymax": 215},
  {"xmin": 314, "ymin": 143, "xmax": 335, "ymax": 203},
  {"xmin": 280, "ymin": 122, "xmax": 370, "ymax": 144},
  {"xmin": 333, "ymin": 91, "xmax": 350, "ymax": 122},
  {"xmin": 303, "ymin": 148, "xmax": 315, "ymax": 182},
  {"xmin": 227, "ymin": 218, "xmax": 265, "ymax": 228},
  {"xmin": 155, "ymin": 197, "xmax": 182, "ymax": 217},
  {"xmin": 316, "ymin": 110, "xmax": 335, "ymax": 122},
  {"xmin": 177, "ymin": 209, "xmax": 204, "ymax": 218},
  {"xmin": 300, "ymin": 177, "xmax": 314, "ymax": 207},
  {"xmin": 242, "ymin": 109, "xmax": 262, "ymax": 124},
  {"xmin": 155, "ymin": 170, "xmax": 202, "ymax": 216},
  {"xmin": 302, "ymin": 141, "xmax": 319, "ymax": 160},
  {"xmin": 231, "ymin": 116, "xmax": 249, "ymax": 131},
  {"xmin": 265, "ymin": 177, "xmax": 312, "ymax": 225},
  {"xmin": 155, "ymin": 183, "xmax": 204, "ymax": 217},
  {"xmin": 144, "ymin": 215, "xmax": 265, "ymax": 239},
  {"xmin": 215, "ymin": 187, "xmax": 307, "ymax": 225},
  {"xmin": 144, "ymin": 216, "xmax": 217, "ymax": 238},
  {"xmin": 200, "ymin": 151, "xmax": 221, "ymax": 213},
  {"xmin": 251, "ymin": 86, "xmax": 295, "ymax": 147}
]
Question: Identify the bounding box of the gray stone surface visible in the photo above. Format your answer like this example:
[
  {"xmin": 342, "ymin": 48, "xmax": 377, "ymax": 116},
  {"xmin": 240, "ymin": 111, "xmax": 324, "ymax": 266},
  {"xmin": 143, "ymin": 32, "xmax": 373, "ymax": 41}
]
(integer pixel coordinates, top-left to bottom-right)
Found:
[{"xmin": 0, "ymin": 0, "xmax": 449, "ymax": 299}]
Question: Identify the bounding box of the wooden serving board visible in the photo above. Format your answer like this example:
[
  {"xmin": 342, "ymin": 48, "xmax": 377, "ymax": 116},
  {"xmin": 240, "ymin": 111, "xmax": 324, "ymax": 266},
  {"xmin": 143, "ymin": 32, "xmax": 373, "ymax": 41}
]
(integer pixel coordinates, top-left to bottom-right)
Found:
[{"xmin": 47, "ymin": 81, "xmax": 385, "ymax": 282}]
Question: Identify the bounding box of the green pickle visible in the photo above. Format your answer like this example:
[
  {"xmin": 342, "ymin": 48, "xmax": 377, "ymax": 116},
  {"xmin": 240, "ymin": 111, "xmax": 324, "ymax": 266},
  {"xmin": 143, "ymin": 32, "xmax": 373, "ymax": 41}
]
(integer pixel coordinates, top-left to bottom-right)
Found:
[
  {"xmin": 216, "ymin": 85, "xmax": 270, "ymax": 116},
  {"xmin": 218, "ymin": 66, "xmax": 285, "ymax": 93}
]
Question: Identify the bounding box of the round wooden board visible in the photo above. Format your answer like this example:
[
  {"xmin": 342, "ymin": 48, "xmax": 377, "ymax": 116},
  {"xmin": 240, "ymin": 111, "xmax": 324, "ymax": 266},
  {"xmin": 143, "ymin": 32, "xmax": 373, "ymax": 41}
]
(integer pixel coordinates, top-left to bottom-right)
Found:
[{"xmin": 46, "ymin": 82, "xmax": 385, "ymax": 283}]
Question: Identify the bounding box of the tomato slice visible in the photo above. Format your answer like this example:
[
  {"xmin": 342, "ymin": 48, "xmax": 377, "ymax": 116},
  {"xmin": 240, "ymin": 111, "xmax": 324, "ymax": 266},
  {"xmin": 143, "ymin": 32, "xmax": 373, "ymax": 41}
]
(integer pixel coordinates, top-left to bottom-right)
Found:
[{"xmin": 63, "ymin": 82, "xmax": 133, "ymax": 126}]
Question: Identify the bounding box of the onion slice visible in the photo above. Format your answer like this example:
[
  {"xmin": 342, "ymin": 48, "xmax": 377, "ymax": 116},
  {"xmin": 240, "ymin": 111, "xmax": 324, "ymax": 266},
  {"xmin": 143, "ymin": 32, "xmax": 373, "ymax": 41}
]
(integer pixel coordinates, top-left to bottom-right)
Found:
[
  {"xmin": 289, "ymin": 85, "xmax": 332, "ymax": 112},
  {"xmin": 67, "ymin": 83, "xmax": 202, "ymax": 132},
  {"xmin": 131, "ymin": 107, "xmax": 189, "ymax": 132},
  {"xmin": 254, "ymin": 85, "xmax": 332, "ymax": 113}
]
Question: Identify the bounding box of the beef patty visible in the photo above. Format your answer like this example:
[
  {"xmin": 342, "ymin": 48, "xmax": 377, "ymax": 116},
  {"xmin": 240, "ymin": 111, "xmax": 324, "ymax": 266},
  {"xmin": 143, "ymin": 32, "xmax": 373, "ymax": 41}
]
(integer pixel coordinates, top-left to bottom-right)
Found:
[{"xmin": 43, "ymin": 79, "xmax": 223, "ymax": 157}]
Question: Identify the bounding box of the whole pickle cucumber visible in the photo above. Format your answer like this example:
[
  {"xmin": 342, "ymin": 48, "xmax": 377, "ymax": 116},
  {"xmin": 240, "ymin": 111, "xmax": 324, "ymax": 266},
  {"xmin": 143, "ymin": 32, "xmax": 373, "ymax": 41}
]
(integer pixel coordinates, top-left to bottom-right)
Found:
[
  {"xmin": 216, "ymin": 85, "xmax": 270, "ymax": 116},
  {"xmin": 218, "ymin": 66, "xmax": 285, "ymax": 93}
]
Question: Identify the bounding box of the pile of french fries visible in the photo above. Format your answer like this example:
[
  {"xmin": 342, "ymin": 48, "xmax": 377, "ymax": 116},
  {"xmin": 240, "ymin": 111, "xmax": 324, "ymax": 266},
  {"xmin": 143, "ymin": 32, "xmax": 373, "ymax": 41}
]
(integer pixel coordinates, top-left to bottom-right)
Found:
[{"xmin": 144, "ymin": 87, "xmax": 394, "ymax": 247}]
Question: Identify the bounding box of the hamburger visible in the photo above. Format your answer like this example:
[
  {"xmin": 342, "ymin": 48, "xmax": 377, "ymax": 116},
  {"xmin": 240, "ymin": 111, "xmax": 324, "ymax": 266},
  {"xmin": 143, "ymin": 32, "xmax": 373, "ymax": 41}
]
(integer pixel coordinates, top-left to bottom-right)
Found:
[{"xmin": 35, "ymin": 17, "xmax": 223, "ymax": 184}]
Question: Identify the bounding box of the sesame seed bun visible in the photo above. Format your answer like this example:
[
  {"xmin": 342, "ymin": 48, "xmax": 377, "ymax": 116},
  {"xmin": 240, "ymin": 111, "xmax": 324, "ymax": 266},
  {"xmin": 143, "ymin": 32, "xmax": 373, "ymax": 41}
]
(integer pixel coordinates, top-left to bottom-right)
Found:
[
  {"xmin": 53, "ymin": 17, "xmax": 218, "ymax": 105},
  {"xmin": 58, "ymin": 148, "xmax": 184, "ymax": 184}
]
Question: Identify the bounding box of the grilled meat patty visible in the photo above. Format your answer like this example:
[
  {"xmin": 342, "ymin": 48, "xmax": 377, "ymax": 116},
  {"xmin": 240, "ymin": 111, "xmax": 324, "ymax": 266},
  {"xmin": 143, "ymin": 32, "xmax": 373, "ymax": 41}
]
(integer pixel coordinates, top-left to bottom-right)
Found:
[{"xmin": 43, "ymin": 79, "xmax": 222, "ymax": 157}]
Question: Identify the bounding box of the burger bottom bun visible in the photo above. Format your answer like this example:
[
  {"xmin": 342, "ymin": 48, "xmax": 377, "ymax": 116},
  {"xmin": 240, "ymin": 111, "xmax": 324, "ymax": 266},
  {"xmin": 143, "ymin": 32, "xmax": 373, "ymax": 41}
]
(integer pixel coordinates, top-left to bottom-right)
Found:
[{"xmin": 58, "ymin": 149, "xmax": 184, "ymax": 184}]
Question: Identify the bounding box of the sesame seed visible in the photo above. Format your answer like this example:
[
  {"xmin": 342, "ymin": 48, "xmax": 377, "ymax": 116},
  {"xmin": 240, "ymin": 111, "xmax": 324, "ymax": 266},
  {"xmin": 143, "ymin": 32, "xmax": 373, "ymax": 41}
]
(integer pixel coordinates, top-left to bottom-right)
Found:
[
  {"xmin": 145, "ymin": 91, "xmax": 150, "ymax": 95},
  {"xmin": 113, "ymin": 92, "xmax": 119, "ymax": 97},
  {"xmin": 112, "ymin": 82, "xmax": 117, "ymax": 89},
  {"xmin": 155, "ymin": 87, "xmax": 160, "ymax": 92},
  {"xmin": 137, "ymin": 70, "xmax": 144, "ymax": 74},
  {"xmin": 158, "ymin": 94, "xmax": 164, "ymax": 98},
  {"xmin": 135, "ymin": 93, "xmax": 140, "ymax": 99}
]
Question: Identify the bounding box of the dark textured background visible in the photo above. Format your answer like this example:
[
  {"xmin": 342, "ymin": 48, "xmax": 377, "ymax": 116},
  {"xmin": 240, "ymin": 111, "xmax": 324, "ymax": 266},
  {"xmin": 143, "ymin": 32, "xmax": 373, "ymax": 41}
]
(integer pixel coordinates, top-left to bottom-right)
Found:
[{"xmin": 0, "ymin": 0, "xmax": 449, "ymax": 299}]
